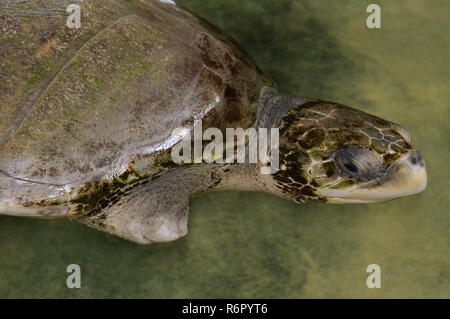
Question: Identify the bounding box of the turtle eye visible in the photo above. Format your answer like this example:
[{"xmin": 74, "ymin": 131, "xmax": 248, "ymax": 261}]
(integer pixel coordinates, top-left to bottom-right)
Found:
[
  {"xmin": 343, "ymin": 162, "xmax": 359, "ymax": 173},
  {"xmin": 333, "ymin": 146, "xmax": 384, "ymax": 181}
]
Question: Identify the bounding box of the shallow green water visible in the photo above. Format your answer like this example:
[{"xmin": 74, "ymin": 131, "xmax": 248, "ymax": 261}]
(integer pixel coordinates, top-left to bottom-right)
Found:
[{"xmin": 0, "ymin": 0, "xmax": 448, "ymax": 298}]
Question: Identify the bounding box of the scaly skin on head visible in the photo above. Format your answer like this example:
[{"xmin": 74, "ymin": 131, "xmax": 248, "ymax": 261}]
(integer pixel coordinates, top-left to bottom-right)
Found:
[{"xmin": 268, "ymin": 97, "xmax": 427, "ymax": 204}]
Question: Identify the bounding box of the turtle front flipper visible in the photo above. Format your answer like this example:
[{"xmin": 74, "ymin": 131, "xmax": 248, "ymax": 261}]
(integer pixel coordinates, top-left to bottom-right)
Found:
[
  {"xmin": 74, "ymin": 168, "xmax": 199, "ymax": 244},
  {"xmin": 74, "ymin": 164, "xmax": 233, "ymax": 244}
]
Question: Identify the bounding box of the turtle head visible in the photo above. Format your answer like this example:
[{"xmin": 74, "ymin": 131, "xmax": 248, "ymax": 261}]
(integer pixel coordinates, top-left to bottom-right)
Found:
[{"xmin": 274, "ymin": 100, "xmax": 427, "ymax": 204}]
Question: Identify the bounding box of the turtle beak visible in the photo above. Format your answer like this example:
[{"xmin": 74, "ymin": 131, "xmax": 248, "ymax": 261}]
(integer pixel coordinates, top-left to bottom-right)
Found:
[{"xmin": 318, "ymin": 150, "xmax": 427, "ymax": 204}]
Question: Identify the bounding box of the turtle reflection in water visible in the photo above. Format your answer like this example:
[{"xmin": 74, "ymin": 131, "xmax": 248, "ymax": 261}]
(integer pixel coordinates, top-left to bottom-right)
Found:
[{"xmin": 0, "ymin": 0, "xmax": 426, "ymax": 244}]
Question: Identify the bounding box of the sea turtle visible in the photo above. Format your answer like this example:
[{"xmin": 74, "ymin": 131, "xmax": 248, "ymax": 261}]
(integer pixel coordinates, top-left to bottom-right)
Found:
[{"xmin": 0, "ymin": 0, "xmax": 427, "ymax": 244}]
